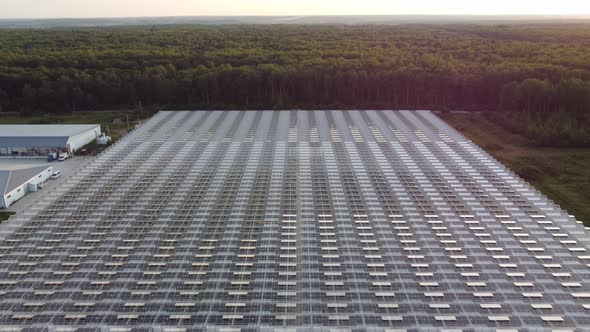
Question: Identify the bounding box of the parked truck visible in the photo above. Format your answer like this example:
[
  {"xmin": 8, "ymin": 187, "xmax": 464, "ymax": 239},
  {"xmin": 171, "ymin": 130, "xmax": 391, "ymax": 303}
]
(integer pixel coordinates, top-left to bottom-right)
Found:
[{"xmin": 47, "ymin": 152, "xmax": 58, "ymax": 162}]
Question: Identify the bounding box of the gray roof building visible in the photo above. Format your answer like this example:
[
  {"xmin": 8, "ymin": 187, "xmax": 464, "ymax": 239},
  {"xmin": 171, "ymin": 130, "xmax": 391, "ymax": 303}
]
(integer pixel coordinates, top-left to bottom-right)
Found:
[
  {"xmin": 0, "ymin": 124, "xmax": 101, "ymax": 150},
  {"xmin": 0, "ymin": 110, "xmax": 588, "ymax": 330},
  {"xmin": 0, "ymin": 166, "xmax": 50, "ymax": 196},
  {"xmin": 0, "ymin": 165, "xmax": 52, "ymax": 208}
]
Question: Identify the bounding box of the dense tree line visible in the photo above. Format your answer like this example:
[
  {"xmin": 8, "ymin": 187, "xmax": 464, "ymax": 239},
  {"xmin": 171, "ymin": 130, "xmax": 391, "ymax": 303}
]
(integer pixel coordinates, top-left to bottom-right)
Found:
[
  {"xmin": 0, "ymin": 24, "xmax": 589, "ymax": 113},
  {"xmin": 485, "ymin": 111, "xmax": 590, "ymax": 147}
]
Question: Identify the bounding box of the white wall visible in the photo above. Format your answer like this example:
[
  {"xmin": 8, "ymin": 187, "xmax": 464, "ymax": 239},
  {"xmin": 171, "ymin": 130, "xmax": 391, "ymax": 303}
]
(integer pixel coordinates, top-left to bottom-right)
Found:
[
  {"xmin": 2, "ymin": 183, "xmax": 26, "ymax": 208},
  {"xmin": 67, "ymin": 126, "xmax": 102, "ymax": 152},
  {"xmin": 1, "ymin": 166, "xmax": 52, "ymax": 208}
]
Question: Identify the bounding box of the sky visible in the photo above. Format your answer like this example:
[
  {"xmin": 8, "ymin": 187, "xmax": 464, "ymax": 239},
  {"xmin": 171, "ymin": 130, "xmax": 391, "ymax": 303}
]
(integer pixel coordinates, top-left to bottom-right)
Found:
[{"xmin": 1, "ymin": 0, "xmax": 590, "ymax": 19}]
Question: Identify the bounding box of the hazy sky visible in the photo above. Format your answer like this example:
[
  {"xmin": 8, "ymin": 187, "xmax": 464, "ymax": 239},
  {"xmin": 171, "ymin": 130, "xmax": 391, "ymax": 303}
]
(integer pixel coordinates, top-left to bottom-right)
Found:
[{"xmin": 1, "ymin": 0, "xmax": 590, "ymax": 19}]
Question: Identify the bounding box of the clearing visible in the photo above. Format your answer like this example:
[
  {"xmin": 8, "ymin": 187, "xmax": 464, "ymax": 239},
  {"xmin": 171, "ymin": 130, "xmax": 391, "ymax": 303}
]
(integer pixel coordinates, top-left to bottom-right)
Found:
[{"xmin": 440, "ymin": 112, "xmax": 590, "ymax": 225}]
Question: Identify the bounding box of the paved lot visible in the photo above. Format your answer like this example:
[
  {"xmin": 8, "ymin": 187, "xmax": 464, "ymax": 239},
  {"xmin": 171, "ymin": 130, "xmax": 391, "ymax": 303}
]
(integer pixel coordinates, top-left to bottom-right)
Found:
[{"xmin": 1, "ymin": 156, "xmax": 90, "ymax": 213}]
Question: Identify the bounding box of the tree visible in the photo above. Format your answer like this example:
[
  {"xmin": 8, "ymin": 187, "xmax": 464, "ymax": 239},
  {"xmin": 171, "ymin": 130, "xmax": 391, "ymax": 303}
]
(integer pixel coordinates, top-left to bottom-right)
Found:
[
  {"xmin": 556, "ymin": 78, "xmax": 590, "ymax": 113},
  {"xmin": 0, "ymin": 25, "xmax": 589, "ymax": 112},
  {"xmin": 21, "ymin": 84, "xmax": 37, "ymax": 113},
  {"xmin": 0, "ymin": 88, "xmax": 8, "ymax": 112}
]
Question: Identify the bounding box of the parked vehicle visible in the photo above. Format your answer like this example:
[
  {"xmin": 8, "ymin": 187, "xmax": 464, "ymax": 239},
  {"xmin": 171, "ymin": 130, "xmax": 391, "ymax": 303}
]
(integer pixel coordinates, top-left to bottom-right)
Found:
[
  {"xmin": 97, "ymin": 134, "xmax": 112, "ymax": 145},
  {"xmin": 47, "ymin": 152, "xmax": 57, "ymax": 162},
  {"xmin": 58, "ymin": 152, "xmax": 69, "ymax": 161},
  {"xmin": 50, "ymin": 171, "xmax": 62, "ymax": 180}
]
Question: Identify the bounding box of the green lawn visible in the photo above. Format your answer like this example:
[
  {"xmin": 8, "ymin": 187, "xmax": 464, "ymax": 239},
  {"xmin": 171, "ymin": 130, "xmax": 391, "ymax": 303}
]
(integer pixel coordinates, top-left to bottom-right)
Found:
[
  {"xmin": 0, "ymin": 211, "xmax": 15, "ymax": 223},
  {"xmin": 439, "ymin": 112, "xmax": 590, "ymax": 225}
]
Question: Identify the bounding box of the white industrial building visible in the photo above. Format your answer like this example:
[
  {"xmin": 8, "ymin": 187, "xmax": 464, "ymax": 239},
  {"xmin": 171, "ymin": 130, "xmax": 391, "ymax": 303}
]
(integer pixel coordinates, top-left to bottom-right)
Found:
[
  {"xmin": 0, "ymin": 165, "xmax": 52, "ymax": 208},
  {"xmin": 0, "ymin": 124, "xmax": 101, "ymax": 156}
]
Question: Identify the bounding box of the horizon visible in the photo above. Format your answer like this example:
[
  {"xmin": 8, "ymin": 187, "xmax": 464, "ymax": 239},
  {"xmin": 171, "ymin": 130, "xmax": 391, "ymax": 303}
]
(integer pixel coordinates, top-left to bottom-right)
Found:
[
  {"xmin": 1, "ymin": 14, "xmax": 590, "ymax": 25},
  {"xmin": 2, "ymin": 0, "xmax": 590, "ymax": 20},
  {"xmin": 3, "ymin": 14, "xmax": 590, "ymax": 20}
]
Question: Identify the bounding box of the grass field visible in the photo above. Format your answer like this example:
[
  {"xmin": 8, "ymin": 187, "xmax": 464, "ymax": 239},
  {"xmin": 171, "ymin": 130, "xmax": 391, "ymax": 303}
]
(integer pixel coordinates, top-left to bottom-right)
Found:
[
  {"xmin": 440, "ymin": 112, "xmax": 590, "ymax": 225},
  {"xmin": 0, "ymin": 211, "xmax": 15, "ymax": 223}
]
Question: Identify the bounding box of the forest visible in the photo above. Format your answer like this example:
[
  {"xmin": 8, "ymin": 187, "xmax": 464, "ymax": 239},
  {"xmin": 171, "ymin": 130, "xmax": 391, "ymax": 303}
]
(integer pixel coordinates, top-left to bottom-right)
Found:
[
  {"xmin": 0, "ymin": 24, "xmax": 589, "ymax": 115},
  {"xmin": 0, "ymin": 23, "xmax": 588, "ymax": 223}
]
